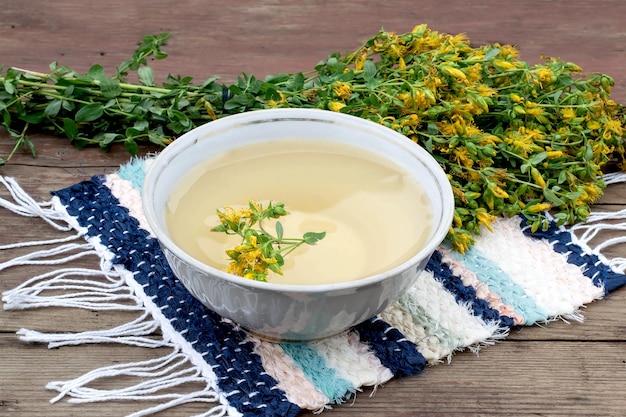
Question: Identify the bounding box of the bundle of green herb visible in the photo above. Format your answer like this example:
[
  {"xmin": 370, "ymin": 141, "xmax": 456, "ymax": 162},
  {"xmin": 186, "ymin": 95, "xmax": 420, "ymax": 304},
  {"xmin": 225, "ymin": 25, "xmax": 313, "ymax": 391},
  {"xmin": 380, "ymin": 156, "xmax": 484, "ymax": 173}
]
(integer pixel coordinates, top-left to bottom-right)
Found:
[{"xmin": 1, "ymin": 25, "xmax": 624, "ymax": 251}]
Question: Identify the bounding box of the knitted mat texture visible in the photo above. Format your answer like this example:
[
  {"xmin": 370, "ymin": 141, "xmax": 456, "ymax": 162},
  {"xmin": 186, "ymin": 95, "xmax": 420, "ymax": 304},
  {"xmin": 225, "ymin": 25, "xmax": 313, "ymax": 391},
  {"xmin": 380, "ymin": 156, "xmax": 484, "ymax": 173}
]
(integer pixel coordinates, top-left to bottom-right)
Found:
[{"xmin": 2, "ymin": 158, "xmax": 626, "ymax": 417}]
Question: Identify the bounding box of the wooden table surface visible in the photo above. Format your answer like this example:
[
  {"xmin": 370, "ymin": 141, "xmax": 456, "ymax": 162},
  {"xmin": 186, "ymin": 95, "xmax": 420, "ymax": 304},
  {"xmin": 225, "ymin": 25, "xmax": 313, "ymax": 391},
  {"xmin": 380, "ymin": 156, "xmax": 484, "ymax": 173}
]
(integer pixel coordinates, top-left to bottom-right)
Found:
[{"xmin": 1, "ymin": 1, "xmax": 625, "ymax": 416}]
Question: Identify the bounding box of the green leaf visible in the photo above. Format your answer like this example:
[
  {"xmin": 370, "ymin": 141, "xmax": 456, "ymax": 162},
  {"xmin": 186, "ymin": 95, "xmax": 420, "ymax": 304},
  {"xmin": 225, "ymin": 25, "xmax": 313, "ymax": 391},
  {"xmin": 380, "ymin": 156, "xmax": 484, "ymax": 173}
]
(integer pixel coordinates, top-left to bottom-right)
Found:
[
  {"xmin": 63, "ymin": 118, "xmax": 79, "ymax": 139},
  {"xmin": 99, "ymin": 78, "xmax": 122, "ymax": 98},
  {"xmin": 529, "ymin": 151, "xmax": 547, "ymax": 165},
  {"xmin": 138, "ymin": 66, "xmax": 155, "ymax": 86},
  {"xmin": 124, "ymin": 139, "xmax": 139, "ymax": 155},
  {"xmin": 223, "ymin": 93, "xmax": 256, "ymax": 110},
  {"xmin": 75, "ymin": 103, "xmax": 104, "ymax": 122},
  {"xmin": 95, "ymin": 132, "xmax": 121, "ymax": 146},
  {"xmin": 427, "ymin": 122, "xmax": 439, "ymax": 136},
  {"xmin": 565, "ymin": 191, "xmax": 582, "ymax": 200},
  {"xmin": 133, "ymin": 119, "xmax": 149, "ymax": 132},
  {"xmin": 87, "ymin": 64, "xmax": 106, "ymax": 80},
  {"xmin": 275, "ymin": 221, "xmax": 284, "ymax": 240},
  {"xmin": 3, "ymin": 81, "xmax": 15, "ymax": 95},
  {"xmin": 23, "ymin": 136, "xmax": 37, "ymax": 157},
  {"xmin": 363, "ymin": 60, "xmax": 377, "ymax": 80},
  {"xmin": 303, "ymin": 231, "xmax": 326, "ymax": 245},
  {"xmin": 19, "ymin": 111, "xmax": 44, "ymax": 124},
  {"xmin": 289, "ymin": 72, "xmax": 305, "ymax": 90},
  {"xmin": 483, "ymin": 48, "xmax": 501, "ymax": 61},
  {"xmin": 265, "ymin": 73, "xmax": 290, "ymax": 84},
  {"xmin": 543, "ymin": 188, "xmax": 566, "ymax": 206},
  {"xmin": 44, "ymin": 100, "xmax": 62, "ymax": 117},
  {"xmin": 125, "ymin": 127, "xmax": 142, "ymax": 138},
  {"xmin": 148, "ymin": 131, "xmax": 165, "ymax": 145}
]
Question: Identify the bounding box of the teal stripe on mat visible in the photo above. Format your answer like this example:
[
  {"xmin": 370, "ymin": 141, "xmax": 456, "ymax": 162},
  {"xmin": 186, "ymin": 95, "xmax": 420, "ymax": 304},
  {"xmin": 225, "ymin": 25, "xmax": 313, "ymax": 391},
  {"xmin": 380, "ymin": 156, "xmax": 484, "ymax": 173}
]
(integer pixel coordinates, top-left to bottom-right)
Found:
[
  {"xmin": 280, "ymin": 342, "xmax": 354, "ymax": 403},
  {"xmin": 449, "ymin": 247, "xmax": 549, "ymax": 325}
]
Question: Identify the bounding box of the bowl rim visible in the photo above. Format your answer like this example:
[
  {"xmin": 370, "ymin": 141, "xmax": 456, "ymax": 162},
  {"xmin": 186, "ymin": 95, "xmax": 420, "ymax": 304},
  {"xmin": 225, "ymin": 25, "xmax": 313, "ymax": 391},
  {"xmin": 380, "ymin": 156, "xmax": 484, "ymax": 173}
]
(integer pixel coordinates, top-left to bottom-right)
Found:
[{"xmin": 142, "ymin": 108, "xmax": 454, "ymax": 293}]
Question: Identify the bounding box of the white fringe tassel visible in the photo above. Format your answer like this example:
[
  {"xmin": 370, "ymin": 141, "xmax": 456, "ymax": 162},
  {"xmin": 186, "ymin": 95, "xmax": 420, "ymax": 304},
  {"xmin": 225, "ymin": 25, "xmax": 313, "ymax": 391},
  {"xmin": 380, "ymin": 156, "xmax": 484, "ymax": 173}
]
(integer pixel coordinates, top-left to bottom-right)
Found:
[
  {"xmin": 46, "ymin": 348, "xmax": 233, "ymax": 417},
  {"xmin": 16, "ymin": 310, "xmax": 169, "ymax": 349},
  {"xmin": 568, "ymin": 172, "xmax": 626, "ymax": 273},
  {"xmin": 0, "ymin": 176, "xmax": 74, "ymax": 232},
  {"xmin": 0, "ymin": 175, "xmax": 238, "ymax": 416}
]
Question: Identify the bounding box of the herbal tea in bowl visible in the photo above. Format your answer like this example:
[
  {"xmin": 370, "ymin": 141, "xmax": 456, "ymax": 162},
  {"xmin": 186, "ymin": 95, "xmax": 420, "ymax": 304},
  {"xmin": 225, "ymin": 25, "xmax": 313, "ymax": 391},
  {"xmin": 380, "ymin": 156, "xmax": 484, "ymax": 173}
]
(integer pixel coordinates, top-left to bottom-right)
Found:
[{"xmin": 142, "ymin": 108, "xmax": 454, "ymax": 341}]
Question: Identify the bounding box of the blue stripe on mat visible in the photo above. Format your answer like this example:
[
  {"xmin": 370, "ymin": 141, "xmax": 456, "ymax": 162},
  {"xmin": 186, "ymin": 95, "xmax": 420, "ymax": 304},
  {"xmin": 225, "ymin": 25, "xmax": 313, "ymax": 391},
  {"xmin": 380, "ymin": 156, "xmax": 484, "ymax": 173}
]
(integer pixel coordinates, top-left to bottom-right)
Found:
[
  {"xmin": 353, "ymin": 316, "xmax": 426, "ymax": 377},
  {"xmin": 426, "ymin": 250, "xmax": 516, "ymax": 328},
  {"xmin": 53, "ymin": 176, "xmax": 301, "ymax": 417},
  {"xmin": 521, "ymin": 217, "xmax": 626, "ymax": 293}
]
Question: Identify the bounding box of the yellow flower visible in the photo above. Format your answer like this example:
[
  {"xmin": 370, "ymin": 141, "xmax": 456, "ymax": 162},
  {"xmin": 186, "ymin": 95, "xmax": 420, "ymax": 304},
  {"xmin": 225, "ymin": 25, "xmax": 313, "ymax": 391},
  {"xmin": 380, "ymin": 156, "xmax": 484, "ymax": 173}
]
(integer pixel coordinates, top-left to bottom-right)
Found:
[
  {"xmin": 225, "ymin": 261, "xmax": 245, "ymax": 276},
  {"xmin": 604, "ymin": 119, "xmax": 623, "ymax": 136},
  {"xmin": 333, "ymin": 81, "xmax": 352, "ymax": 100},
  {"xmin": 533, "ymin": 67, "xmax": 554, "ymax": 85},
  {"xmin": 586, "ymin": 120, "xmax": 601, "ymax": 130},
  {"xmin": 476, "ymin": 84, "xmax": 497, "ymax": 97},
  {"xmin": 239, "ymin": 248, "xmax": 263, "ymax": 267},
  {"xmin": 464, "ymin": 124, "xmax": 483, "ymax": 137},
  {"xmin": 452, "ymin": 147, "xmax": 473, "ymax": 168},
  {"xmin": 217, "ymin": 206, "xmax": 242, "ymax": 226},
  {"xmin": 560, "ymin": 107, "xmax": 576, "ymax": 120},
  {"xmin": 465, "ymin": 63, "xmax": 484, "ymax": 83},
  {"xmin": 580, "ymin": 184, "xmax": 602, "ymax": 203},
  {"xmin": 475, "ymin": 209, "xmax": 497, "ymax": 232},
  {"xmin": 499, "ymin": 44, "xmax": 520, "ymax": 59},
  {"xmin": 421, "ymin": 74, "xmax": 443, "ymax": 93},
  {"xmin": 448, "ymin": 227, "xmax": 475, "ymax": 254},
  {"xmin": 524, "ymin": 102, "xmax": 545, "ymax": 118},
  {"xmin": 328, "ymin": 101, "xmax": 346, "ymax": 112},
  {"xmin": 353, "ymin": 51, "xmax": 368, "ymax": 71},
  {"xmin": 478, "ymin": 134, "xmax": 501, "ymax": 146},
  {"xmin": 400, "ymin": 113, "xmax": 420, "ymax": 128}
]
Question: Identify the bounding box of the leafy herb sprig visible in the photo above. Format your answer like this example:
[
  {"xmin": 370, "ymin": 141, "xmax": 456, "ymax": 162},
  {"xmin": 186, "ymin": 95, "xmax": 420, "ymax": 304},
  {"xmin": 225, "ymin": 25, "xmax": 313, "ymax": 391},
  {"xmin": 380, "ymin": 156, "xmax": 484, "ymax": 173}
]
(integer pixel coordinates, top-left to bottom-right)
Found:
[
  {"xmin": 212, "ymin": 201, "xmax": 326, "ymax": 282},
  {"xmin": 1, "ymin": 25, "xmax": 625, "ymax": 252}
]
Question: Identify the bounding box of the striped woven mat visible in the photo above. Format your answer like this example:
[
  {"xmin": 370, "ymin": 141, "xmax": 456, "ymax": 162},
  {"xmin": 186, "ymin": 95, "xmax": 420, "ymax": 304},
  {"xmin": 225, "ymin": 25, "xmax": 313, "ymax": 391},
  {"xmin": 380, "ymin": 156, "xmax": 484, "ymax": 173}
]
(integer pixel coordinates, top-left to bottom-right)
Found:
[{"xmin": 2, "ymin": 158, "xmax": 626, "ymax": 417}]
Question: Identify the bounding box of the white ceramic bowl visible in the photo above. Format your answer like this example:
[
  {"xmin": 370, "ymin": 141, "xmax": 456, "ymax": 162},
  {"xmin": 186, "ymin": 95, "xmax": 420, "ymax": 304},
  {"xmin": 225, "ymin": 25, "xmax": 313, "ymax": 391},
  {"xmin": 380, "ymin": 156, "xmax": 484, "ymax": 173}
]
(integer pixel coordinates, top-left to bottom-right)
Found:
[{"xmin": 142, "ymin": 108, "xmax": 454, "ymax": 341}]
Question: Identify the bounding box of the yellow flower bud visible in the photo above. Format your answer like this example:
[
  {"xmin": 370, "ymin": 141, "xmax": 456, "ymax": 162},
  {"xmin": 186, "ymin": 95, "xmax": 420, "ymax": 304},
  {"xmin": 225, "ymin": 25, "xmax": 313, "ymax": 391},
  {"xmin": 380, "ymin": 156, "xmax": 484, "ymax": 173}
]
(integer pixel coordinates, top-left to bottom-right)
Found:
[
  {"xmin": 328, "ymin": 101, "xmax": 346, "ymax": 112},
  {"xmin": 494, "ymin": 60, "xmax": 516, "ymax": 70},
  {"xmin": 546, "ymin": 150, "xmax": 563, "ymax": 159},
  {"xmin": 440, "ymin": 65, "xmax": 467, "ymax": 80},
  {"xmin": 487, "ymin": 182, "xmax": 510, "ymax": 199},
  {"xmin": 530, "ymin": 167, "xmax": 547, "ymax": 188},
  {"xmin": 526, "ymin": 203, "xmax": 552, "ymax": 213}
]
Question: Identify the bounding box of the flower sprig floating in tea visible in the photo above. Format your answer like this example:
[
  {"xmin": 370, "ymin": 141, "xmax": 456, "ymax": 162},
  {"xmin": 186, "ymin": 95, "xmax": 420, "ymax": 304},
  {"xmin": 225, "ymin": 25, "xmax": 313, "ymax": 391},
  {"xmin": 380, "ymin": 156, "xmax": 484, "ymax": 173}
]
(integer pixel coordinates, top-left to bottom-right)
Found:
[
  {"xmin": 1, "ymin": 25, "xmax": 625, "ymax": 252},
  {"xmin": 211, "ymin": 201, "xmax": 326, "ymax": 282}
]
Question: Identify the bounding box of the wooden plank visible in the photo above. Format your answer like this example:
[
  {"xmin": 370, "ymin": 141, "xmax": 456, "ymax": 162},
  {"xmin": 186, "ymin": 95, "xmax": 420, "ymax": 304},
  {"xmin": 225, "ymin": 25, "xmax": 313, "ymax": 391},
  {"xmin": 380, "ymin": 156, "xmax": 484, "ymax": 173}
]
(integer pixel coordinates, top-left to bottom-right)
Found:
[
  {"xmin": 2, "ymin": 336, "xmax": 625, "ymax": 416},
  {"xmin": 2, "ymin": 1, "xmax": 626, "ymax": 103}
]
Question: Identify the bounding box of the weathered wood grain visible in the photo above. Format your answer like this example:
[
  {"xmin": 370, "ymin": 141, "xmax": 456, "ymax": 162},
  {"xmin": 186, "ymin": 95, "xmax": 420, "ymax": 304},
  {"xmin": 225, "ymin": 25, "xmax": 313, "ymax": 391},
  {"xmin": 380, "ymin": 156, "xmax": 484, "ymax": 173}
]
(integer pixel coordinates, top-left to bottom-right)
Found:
[{"xmin": 1, "ymin": 1, "xmax": 625, "ymax": 416}]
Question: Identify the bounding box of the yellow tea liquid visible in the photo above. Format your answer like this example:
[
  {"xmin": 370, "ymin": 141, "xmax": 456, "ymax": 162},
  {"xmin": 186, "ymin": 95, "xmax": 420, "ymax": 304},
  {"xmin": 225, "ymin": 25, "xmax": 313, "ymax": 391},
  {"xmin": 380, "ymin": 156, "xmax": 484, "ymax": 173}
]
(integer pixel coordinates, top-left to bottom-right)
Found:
[{"xmin": 166, "ymin": 139, "xmax": 433, "ymax": 285}]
